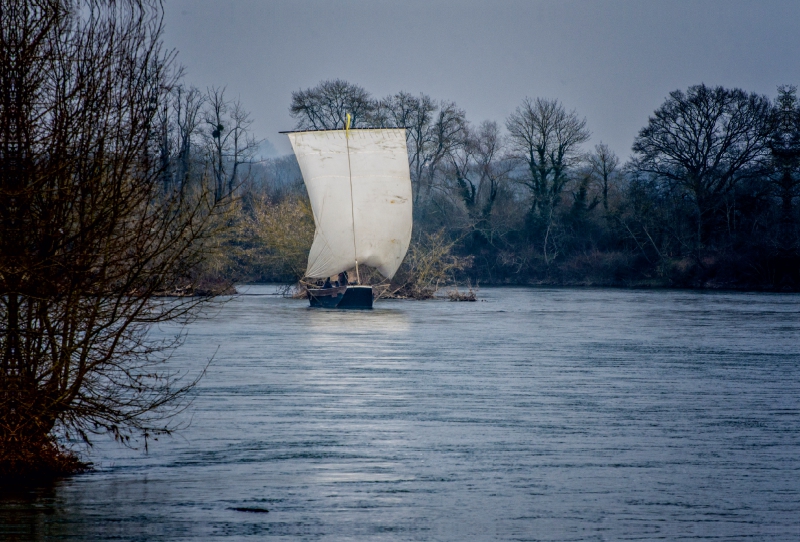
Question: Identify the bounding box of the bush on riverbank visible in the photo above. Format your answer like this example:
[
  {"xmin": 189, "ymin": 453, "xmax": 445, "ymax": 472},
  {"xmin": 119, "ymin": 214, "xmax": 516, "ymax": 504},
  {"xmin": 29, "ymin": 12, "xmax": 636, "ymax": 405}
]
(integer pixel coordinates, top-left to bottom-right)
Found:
[{"xmin": 0, "ymin": 436, "xmax": 90, "ymax": 483}]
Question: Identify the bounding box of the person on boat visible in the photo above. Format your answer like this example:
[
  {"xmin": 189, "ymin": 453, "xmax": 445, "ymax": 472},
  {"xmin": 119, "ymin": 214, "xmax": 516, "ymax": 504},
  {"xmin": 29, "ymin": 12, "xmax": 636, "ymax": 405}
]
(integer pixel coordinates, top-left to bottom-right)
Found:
[
  {"xmin": 338, "ymin": 271, "xmax": 348, "ymax": 287},
  {"xmin": 323, "ymin": 277, "xmax": 332, "ymax": 289}
]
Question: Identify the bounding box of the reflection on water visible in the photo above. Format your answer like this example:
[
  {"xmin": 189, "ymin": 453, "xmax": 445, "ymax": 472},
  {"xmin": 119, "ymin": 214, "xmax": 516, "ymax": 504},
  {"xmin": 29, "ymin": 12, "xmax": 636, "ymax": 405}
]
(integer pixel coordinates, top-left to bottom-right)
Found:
[{"xmin": 2, "ymin": 286, "xmax": 800, "ymax": 540}]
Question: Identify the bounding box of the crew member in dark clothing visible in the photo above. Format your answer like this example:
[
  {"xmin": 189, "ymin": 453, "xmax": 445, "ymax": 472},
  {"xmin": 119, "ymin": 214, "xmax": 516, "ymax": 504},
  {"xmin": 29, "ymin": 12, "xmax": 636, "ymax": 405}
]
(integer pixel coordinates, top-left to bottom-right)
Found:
[
  {"xmin": 337, "ymin": 271, "xmax": 348, "ymax": 286},
  {"xmin": 323, "ymin": 277, "xmax": 332, "ymax": 289}
]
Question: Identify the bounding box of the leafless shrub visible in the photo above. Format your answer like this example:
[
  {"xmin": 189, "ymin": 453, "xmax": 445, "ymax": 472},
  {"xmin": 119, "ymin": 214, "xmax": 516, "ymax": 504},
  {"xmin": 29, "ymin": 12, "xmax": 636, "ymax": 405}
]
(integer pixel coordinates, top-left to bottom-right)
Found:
[
  {"xmin": 382, "ymin": 230, "xmax": 472, "ymax": 299},
  {"xmin": 446, "ymin": 285, "xmax": 477, "ymax": 302}
]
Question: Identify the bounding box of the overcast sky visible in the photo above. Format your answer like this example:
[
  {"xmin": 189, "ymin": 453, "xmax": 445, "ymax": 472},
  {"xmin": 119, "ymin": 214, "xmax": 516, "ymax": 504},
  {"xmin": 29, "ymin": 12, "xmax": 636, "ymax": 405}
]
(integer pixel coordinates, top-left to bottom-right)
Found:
[{"xmin": 162, "ymin": 0, "xmax": 800, "ymax": 161}]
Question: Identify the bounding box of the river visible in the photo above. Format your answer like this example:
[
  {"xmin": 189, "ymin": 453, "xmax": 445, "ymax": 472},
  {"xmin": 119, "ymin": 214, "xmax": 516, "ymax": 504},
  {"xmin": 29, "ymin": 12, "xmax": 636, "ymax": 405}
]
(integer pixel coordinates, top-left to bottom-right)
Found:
[{"xmin": 2, "ymin": 286, "xmax": 800, "ymax": 540}]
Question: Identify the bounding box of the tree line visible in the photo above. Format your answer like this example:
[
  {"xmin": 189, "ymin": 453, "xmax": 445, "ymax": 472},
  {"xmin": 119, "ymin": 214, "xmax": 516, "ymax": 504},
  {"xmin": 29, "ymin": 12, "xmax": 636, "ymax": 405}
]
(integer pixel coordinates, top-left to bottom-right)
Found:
[
  {"xmin": 148, "ymin": 78, "xmax": 800, "ymax": 292},
  {"xmin": 260, "ymin": 79, "xmax": 799, "ymax": 290}
]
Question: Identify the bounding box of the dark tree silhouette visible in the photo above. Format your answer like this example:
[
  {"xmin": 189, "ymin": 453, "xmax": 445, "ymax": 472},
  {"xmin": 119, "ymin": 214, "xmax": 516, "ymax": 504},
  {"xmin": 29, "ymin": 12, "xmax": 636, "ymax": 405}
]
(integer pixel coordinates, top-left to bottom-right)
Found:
[
  {"xmin": 590, "ymin": 143, "xmax": 620, "ymax": 214},
  {"xmin": 0, "ymin": 0, "xmax": 226, "ymax": 478},
  {"xmin": 447, "ymin": 120, "xmax": 512, "ymax": 247},
  {"xmin": 289, "ymin": 79, "xmax": 375, "ymax": 130},
  {"xmin": 768, "ymin": 85, "xmax": 800, "ymax": 254},
  {"xmin": 506, "ymin": 97, "xmax": 590, "ymax": 264},
  {"xmin": 203, "ymin": 87, "xmax": 260, "ymax": 200},
  {"xmin": 632, "ymin": 84, "xmax": 773, "ymax": 257},
  {"xmin": 506, "ymin": 98, "xmax": 590, "ymax": 214}
]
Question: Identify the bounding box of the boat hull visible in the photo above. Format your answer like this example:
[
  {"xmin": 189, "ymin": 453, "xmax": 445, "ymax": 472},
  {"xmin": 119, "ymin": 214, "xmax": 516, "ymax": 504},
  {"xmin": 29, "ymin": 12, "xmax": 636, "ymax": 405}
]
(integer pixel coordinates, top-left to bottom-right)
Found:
[{"xmin": 307, "ymin": 285, "xmax": 373, "ymax": 309}]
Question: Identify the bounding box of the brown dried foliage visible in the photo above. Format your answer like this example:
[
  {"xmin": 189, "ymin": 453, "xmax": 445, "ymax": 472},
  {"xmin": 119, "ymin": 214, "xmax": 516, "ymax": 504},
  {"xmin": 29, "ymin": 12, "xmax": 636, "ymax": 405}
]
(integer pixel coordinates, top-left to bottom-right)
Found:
[
  {"xmin": 244, "ymin": 195, "xmax": 316, "ymax": 282},
  {"xmin": 380, "ymin": 230, "xmax": 471, "ymax": 299}
]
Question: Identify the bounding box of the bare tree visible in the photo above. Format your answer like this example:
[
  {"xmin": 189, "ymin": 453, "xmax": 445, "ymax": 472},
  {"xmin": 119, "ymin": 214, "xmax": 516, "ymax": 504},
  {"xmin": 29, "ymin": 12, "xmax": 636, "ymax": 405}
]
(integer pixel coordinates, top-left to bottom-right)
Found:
[
  {"xmin": 768, "ymin": 85, "xmax": 800, "ymax": 253},
  {"xmin": 0, "ymin": 0, "xmax": 228, "ymax": 477},
  {"xmin": 153, "ymin": 85, "xmax": 205, "ymax": 195},
  {"xmin": 472, "ymin": 121, "xmax": 511, "ymax": 222},
  {"xmin": 204, "ymin": 87, "xmax": 260, "ymax": 200},
  {"xmin": 506, "ymin": 97, "xmax": 590, "ymax": 263},
  {"xmin": 173, "ymin": 86, "xmax": 206, "ymax": 193},
  {"xmin": 632, "ymin": 84, "xmax": 772, "ymax": 254},
  {"xmin": 590, "ymin": 143, "xmax": 620, "ymax": 214},
  {"xmin": 448, "ymin": 121, "xmax": 511, "ymax": 238},
  {"xmin": 423, "ymin": 102, "xmax": 468, "ymax": 202},
  {"xmin": 507, "ymin": 98, "xmax": 590, "ymax": 214},
  {"xmin": 445, "ymin": 120, "xmax": 515, "ymax": 263},
  {"xmin": 289, "ymin": 79, "xmax": 375, "ymax": 130}
]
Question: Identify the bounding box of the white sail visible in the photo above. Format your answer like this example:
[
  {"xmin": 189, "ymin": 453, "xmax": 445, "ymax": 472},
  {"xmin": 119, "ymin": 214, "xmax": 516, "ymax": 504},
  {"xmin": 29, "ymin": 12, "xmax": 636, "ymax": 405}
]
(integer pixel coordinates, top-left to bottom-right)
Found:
[{"xmin": 287, "ymin": 128, "xmax": 412, "ymax": 280}]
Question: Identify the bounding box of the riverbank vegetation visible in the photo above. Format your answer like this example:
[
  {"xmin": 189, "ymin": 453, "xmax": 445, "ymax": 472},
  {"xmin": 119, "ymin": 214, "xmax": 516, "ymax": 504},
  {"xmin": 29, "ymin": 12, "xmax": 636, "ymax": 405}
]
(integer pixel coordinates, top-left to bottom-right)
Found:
[
  {"xmin": 279, "ymin": 80, "xmax": 800, "ymax": 291},
  {"xmin": 207, "ymin": 79, "xmax": 800, "ymax": 292},
  {"xmin": 101, "ymin": 73, "xmax": 799, "ymax": 293}
]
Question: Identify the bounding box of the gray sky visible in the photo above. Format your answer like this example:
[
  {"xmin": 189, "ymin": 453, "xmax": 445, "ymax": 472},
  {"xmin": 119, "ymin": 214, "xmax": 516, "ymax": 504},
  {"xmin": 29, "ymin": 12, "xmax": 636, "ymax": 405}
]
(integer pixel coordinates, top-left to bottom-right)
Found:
[{"xmin": 163, "ymin": 0, "xmax": 800, "ymax": 161}]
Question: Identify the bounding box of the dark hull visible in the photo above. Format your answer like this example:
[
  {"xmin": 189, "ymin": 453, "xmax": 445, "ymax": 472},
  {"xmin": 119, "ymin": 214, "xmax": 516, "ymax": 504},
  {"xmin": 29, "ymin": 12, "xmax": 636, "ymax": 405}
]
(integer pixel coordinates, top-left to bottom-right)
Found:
[{"xmin": 307, "ymin": 285, "xmax": 373, "ymax": 309}]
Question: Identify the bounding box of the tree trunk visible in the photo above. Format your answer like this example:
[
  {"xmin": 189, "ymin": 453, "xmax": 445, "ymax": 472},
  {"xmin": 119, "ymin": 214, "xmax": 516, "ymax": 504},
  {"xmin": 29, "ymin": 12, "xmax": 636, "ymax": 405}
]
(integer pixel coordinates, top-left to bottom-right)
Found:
[{"xmin": 780, "ymin": 168, "xmax": 796, "ymax": 253}]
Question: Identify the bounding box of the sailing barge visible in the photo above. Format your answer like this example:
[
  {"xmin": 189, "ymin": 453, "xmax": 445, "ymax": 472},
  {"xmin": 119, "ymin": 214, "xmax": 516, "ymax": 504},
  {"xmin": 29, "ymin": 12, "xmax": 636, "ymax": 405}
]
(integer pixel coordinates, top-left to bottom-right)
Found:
[{"xmin": 284, "ymin": 123, "xmax": 413, "ymax": 309}]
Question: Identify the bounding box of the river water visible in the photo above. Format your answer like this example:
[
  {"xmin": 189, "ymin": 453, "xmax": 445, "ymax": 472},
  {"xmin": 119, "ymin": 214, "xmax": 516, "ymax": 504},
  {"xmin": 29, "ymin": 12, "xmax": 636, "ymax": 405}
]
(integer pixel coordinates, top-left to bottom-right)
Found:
[{"xmin": 2, "ymin": 286, "xmax": 800, "ymax": 541}]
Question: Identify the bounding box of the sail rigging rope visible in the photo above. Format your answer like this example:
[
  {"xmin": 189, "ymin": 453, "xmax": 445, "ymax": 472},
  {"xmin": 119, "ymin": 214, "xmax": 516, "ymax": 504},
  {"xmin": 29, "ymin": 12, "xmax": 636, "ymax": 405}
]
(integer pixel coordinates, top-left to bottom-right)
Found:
[{"xmin": 344, "ymin": 113, "xmax": 360, "ymax": 284}]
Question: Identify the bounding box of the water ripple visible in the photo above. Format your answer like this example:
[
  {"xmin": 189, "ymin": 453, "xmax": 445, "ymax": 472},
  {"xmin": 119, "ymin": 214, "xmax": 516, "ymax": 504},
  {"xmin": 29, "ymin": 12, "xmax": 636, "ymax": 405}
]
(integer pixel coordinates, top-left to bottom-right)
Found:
[{"xmin": 2, "ymin": 286, "xmax": 799, "ymax": 540}]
